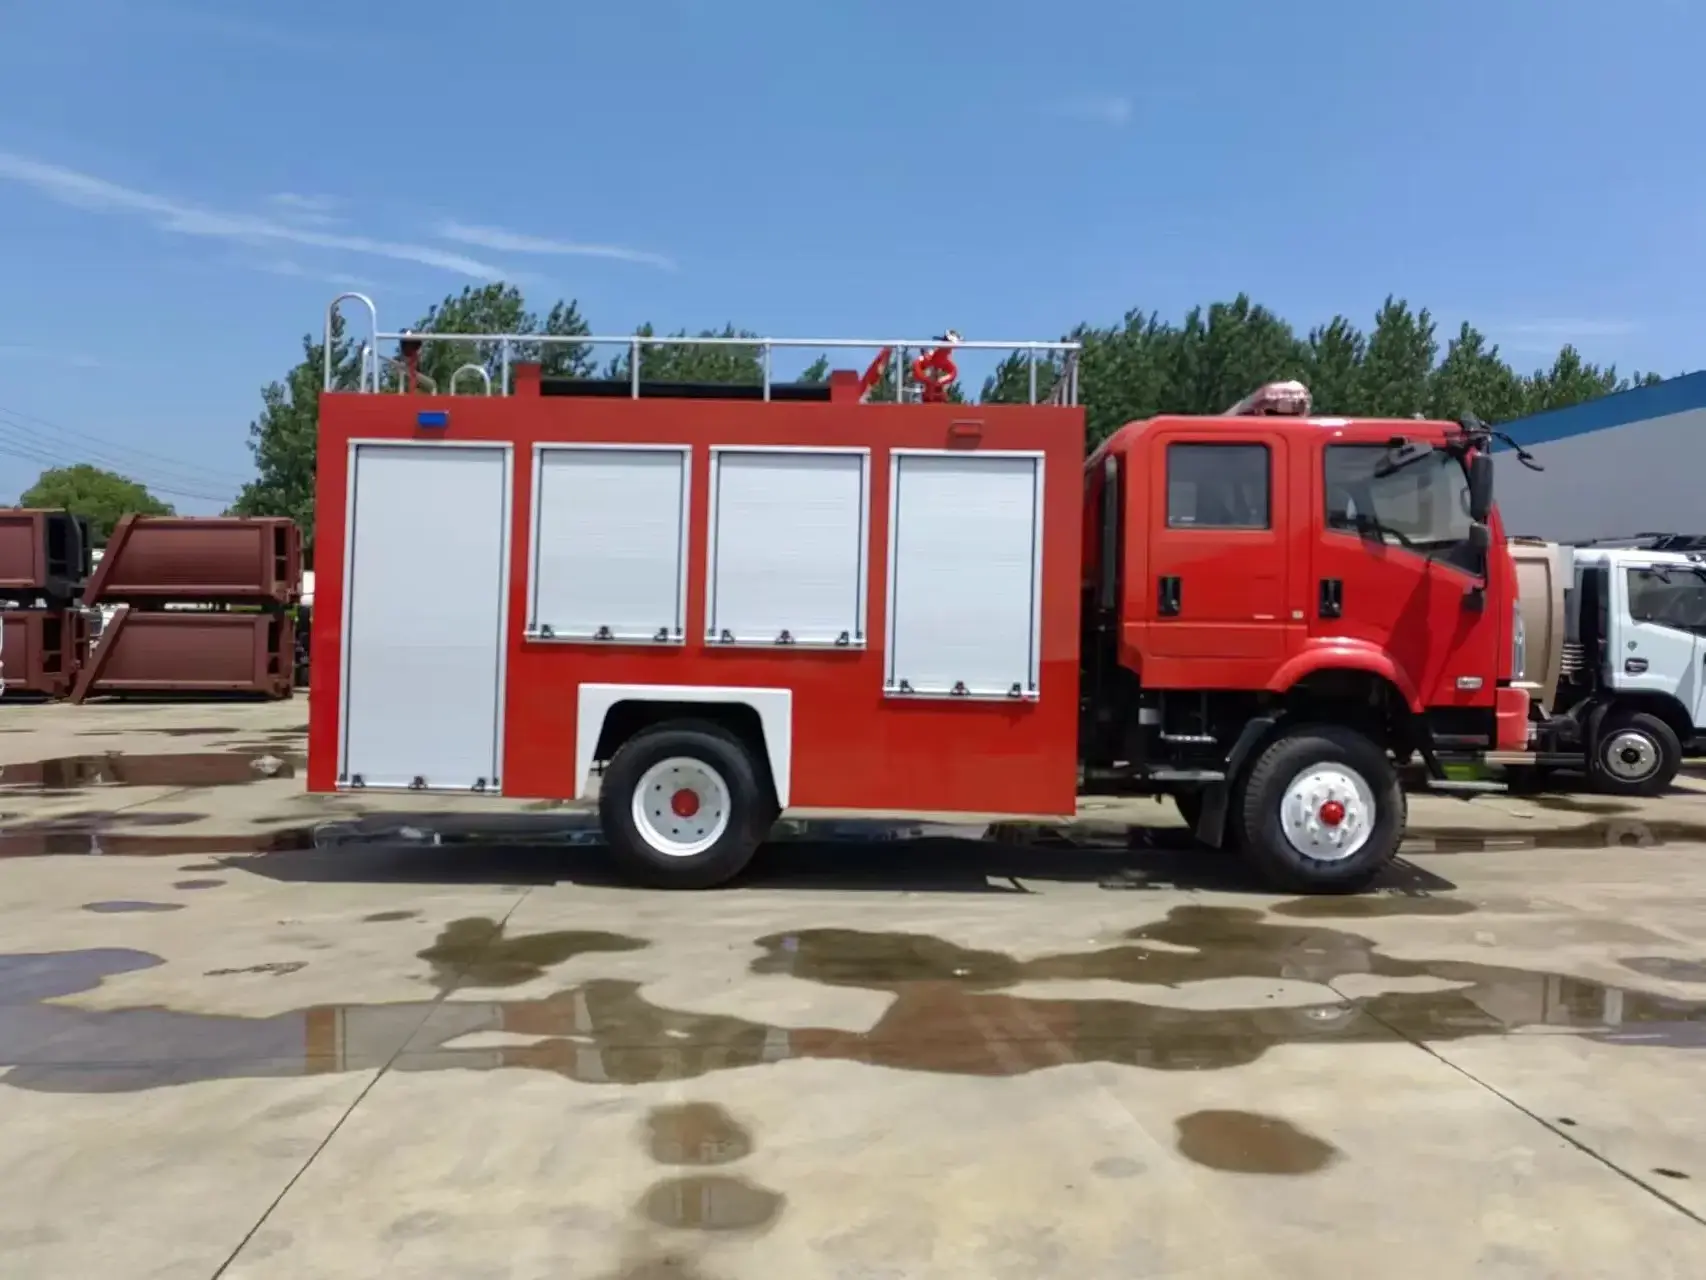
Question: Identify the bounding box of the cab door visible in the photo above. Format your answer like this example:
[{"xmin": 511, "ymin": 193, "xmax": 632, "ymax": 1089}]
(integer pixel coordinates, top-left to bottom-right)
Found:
[
  {"xmin": 1617, "ymin": 563, "xmax": 1706, "ymax": 728},
  {"xmin": 1313, "ymin": 441, "xmax": 1491, "ymax": 709},
  {"xmin": 1144, "ymin": 429, "xmax": 1291, "ymax": 685}
]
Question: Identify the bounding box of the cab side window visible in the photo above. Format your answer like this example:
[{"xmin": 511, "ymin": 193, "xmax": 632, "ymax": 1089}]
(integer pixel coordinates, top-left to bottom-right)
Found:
[
  {"xmin": 1627, "ymin": 569, "xmax": 1706, "ymax": 634},
  {"xmin": 1166, "ymin": 443, "xmax": 1270, "ymax": 530}
]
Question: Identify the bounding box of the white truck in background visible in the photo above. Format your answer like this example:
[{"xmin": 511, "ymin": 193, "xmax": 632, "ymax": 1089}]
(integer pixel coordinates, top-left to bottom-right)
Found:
[{"xmin": 1508, "ymin": 536, "xmax": 1706, "ymax": 794}]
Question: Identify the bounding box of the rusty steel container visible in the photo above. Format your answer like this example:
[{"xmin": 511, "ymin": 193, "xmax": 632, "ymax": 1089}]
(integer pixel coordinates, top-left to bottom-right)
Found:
[
  {"xmin": 84, "ymin": 516, "xmax": 303, "ymax": 605},
  {"xmin": 0, "ymin": 509, "xmax": 91, "ymax": 601},
  {"xmin": 70, "ymin": 610, "xmax": 294, "ymax": 701},
  {"xmin": 0, "ymin": 608, "xmax": 91, "ymax": 698}
]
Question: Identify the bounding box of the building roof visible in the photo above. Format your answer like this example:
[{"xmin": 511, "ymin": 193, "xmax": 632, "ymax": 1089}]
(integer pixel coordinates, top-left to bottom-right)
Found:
[{"xmin": 1499, "ymin": 369, "xmax": 1706, "ymax": 448}]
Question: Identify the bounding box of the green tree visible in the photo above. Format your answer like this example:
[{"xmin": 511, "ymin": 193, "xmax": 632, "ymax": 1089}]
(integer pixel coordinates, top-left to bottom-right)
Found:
[
  {"xmin": 604, "ymin": 322, "xmax": 765, "ymax": 386},
  {"xmin": 1427, "ymin": 324, "xmax": 1528, "ymax": 424},
  {"xmin": 230, "ymin": 314, "xmax": 362, "ymax": 551},
  {"xmin": 402, "ymin": 283, "xmax": 594, "ymax": 393},
  {"xmin": 1358, "ymin": 297, "xmax": 1437, "ymax": 418},
  {"xmin": 20, "ymin": 464, "xmax": 174, "ymax": 544},
  {"xmin": 1298, "ymin": 317, "xmax": 1366, "ymax": 416}
]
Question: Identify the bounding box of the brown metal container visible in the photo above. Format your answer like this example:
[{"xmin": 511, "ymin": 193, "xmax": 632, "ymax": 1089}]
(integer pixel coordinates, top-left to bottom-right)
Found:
[
  {"xmin": 70, "ymin": 610, "xmax": 294, "ymax": 701},
  {"xmin": 84, "ymin": 516, "xmax": 303, "ymax": 605},
  {"xmin": 0, "ymin": 608, "xmax": 91, "ymax": 698},
  {"xmin": 0, "ymin": 510, "xmax": 91, "ymax": 600}
]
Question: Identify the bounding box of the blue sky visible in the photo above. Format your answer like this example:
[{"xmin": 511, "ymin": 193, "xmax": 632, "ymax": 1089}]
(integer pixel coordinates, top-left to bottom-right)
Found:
[{"xmin": 0, "ymin": 0, "xmax": 1701, "ymax": 512}]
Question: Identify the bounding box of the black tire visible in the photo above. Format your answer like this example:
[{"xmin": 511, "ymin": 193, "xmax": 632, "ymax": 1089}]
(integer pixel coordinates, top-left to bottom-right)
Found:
[
  {"xmin": 1590, "ymin": 711, "xmax": 1680, "ymax": 797},
  {"xmin": 598, "ymin": 721, "xmax": 771, "ymax": 889},
  {"xmin": 1236, "ymin": 724, "xmax": 1404, "ymax": 894}
]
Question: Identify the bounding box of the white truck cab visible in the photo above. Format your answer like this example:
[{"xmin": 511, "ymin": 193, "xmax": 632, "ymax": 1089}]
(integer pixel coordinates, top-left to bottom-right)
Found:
[{"xmin": 1513, "ymin": 540, "xmax": 1706, "ymax": 794}]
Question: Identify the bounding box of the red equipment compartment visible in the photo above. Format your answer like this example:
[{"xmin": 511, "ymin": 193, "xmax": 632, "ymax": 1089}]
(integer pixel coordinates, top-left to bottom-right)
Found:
[
  {"xmin": 84, "ymin": 516, "xmax": 303, "ymax": 605},
  {"xmin": 310, "ymin": 387, "xmax": 1086, "ymax": 816},
  {"xmin": 70, "ymin": 610, "xmax": 293, "ymax": 701},
  {"xmin": 0, "ymin": 509, "xmax": 90, "ymax": 600},
  {"xmin": 0, "ymin": 608, "xmax": 89, "ymax": 698}
]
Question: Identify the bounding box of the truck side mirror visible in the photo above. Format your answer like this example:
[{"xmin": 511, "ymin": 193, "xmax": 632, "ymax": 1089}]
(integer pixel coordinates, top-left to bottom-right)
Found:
[
  {"xmin": 1467, "ymin": 453, "xmax": 1493, "ymax": 524},
  {"xmin": 1469, "ymin": 521, "xmax": 1491, "ymax": 551}
]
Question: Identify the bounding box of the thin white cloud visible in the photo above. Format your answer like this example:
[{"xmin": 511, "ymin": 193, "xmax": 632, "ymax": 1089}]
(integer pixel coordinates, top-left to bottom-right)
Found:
[
  {"xmin": 253, "ymin": 258, "xmax": 378, "ymax": 288},
  {"xmin": 436, "ymin": 219, "xmax": 676, "ymax": 270},
  {"xmin": 149, "ymin": 7, "xmax": 331, "ymax": 55},
  {"xmin": 1054, "ymin": 94, "xmax": 1134, "ymax": 127},
  {"xmin": 0, "ymin": 344, "xmax": 102, "ymax": 369},
  {"xmin": 1501, "ymin": 318, "xmax": 1640, "ymax": 339},
  {"xmin": 0, "ymin": 151, "xmax": 508, "ymax": 278},
  {"xmin": 267, "ymin": 192, "xmax": 342, "ymax": 225}
]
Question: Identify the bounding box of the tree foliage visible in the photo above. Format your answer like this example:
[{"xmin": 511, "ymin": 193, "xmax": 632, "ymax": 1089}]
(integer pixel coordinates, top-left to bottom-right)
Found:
[
  {"xmin": 983, "ymin": 292, "xmax": 1663, "ymax": 447},
  {"xmin": 19, "ymin": 464, "xmax": 173, "ymax": 544},
  {"xmin": 236, "ymin": 284, "xmax": 1671, "ymax": 534}
]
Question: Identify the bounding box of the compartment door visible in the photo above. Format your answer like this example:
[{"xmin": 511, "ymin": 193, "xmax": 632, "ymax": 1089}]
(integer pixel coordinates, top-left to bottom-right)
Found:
[{"xmin": 340, "ymin": 443, "xmax": 510, "ymax": 790}]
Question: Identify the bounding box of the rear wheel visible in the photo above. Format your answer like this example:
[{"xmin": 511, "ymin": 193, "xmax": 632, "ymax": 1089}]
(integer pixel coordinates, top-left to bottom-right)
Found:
[
  {"xmin": 598, "ymin": 721, "xmax": 771, "ymax": 888},
  {"xmin": 1236, "ymin": 724, "xmax": 1404, "ymax": 894},
  {"xmin": 1590, "ymin": 710, "xmax": 1680, "ymax": 797}
]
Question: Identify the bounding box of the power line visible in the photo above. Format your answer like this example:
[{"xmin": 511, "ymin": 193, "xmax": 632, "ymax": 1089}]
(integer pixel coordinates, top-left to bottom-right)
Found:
[
  {"xmin": 0, "ymin": 400, "xmax": 251, "ymax": 487},
  {"xmin": 0, "ymin": 416, "xmax": 239, "ymax": 503},
  {"xmin": 0, "ymin": 435, "xmax": 236, "ymax": 504}
]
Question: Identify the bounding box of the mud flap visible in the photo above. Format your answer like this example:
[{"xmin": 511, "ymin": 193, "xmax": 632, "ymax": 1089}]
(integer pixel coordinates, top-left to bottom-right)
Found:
[{"xmin": 1196, "ymin": 716, "xmax": 1277, "ymax": 847}]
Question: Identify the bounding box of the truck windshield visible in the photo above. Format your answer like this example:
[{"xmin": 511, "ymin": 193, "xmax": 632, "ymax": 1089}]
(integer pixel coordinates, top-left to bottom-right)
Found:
[{"xmin": 1324, "ymin": 444, "xmax": 1474, "ymax": 568}]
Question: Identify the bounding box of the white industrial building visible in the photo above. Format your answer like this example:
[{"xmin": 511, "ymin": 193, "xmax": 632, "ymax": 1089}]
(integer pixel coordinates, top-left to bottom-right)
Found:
[{"xmin": 1495, "ymin": 371, "xmax": 1706, "ymax": 543}]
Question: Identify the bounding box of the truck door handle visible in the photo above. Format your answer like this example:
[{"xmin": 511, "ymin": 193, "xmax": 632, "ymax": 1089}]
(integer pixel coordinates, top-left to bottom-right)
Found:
[
  {"xmin": 1158, "ymin": 576, "xmax": 1181, "ymax": 617},
  {"xmin": 1318, "ymin": 578, "xmax": 1343, "ymax": 619}
]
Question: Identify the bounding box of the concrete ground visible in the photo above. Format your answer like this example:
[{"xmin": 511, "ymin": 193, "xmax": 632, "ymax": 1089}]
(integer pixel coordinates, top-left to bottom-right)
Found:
[{"xmin": 1, "ymin": 700, "xmax": 1704, "ymax": 1279}]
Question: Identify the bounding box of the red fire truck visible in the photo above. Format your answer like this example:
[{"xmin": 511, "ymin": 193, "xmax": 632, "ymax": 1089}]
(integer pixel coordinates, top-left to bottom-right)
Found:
[{"xmin": 309, "ymin": 295, "xmax": 1529, "ymax": 893}]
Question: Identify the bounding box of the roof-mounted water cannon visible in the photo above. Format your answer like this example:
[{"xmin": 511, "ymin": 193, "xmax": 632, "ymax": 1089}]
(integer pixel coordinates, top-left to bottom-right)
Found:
[
  {"xmin": 854, "ymin": 328, "xmax": 962, "ymax": 404},
  {"xmin": 1225, "ymin": 380, "xmax": 1312, "ymax": 417},
  {"xmin": 913, "ymin": 330, "xmax": 961, "ymax": 404}
]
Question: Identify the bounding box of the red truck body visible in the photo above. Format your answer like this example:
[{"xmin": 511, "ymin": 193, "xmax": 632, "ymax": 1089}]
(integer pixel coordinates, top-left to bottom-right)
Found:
[
  {"xmin": 309, "ymin": 376, "xmax": 1086, "ymax": 817},
  {"xmin": 311, "ymin": 296, "xmax": 1527, "ymax": 893}
]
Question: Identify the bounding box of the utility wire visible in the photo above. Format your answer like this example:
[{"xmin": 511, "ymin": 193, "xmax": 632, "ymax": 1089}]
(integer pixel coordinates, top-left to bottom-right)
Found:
[
  {"xmin": 0, "ymin": 399, "xmax": 251, "ymax": 488},
  {"xmin": 0, "ymin": 416, "xmax": 241, "ymax": 503}
]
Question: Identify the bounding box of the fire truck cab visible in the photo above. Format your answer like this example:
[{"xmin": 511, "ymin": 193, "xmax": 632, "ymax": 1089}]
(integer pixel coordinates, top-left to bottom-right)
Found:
[{"xmin": 310, "ymin": 297, "xmax": 1526, "ymax": 895}]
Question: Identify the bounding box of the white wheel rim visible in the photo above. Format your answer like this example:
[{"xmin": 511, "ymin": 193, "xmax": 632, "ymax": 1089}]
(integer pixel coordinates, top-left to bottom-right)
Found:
[
  {"xmin": 1278, "ymin": 763, "xmax": 1376, "ymax": 862},
  {"xmin": 632, "ymin": 757, "xmax": 732, "ymax": 857},
  {"xmin": 1602, "ymin": 731, "xmax": 1660, "ymax": 782}
]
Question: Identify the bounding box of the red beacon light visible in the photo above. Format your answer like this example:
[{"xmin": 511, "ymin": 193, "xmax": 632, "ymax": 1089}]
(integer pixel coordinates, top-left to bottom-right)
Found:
[{"xmin": 1225, "ymin": 379, "xmax": 1312, "ymax": 417}]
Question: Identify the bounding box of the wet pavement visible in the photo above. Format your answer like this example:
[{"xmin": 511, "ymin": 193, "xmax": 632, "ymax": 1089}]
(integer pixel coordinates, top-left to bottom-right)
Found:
[{"xmin": 1, "ymin": 702, "xmax": 1706, "ymax": 1277}]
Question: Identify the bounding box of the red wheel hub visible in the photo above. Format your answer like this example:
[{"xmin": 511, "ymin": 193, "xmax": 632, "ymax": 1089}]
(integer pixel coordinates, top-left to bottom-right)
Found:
[
  {"xmin": 670, "ymin": 788, "xmax": 701, "ymax": 819},
  {"xmin": 1318, "ymin": 799, "xmax": 1346, "ymax": 827}
]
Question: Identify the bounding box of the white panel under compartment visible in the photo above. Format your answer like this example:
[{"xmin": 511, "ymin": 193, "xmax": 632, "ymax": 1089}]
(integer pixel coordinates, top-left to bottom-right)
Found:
[
  {"xmin": 341, "ymin": 443, "xmax": 509, "ymax": 790},
  {"xmin": 707, "ymin": 448, "xmax": 869, "ymax": 647},
  {"xmin": 885, "ymin": 451, "xmax": 1044, "ymax": 700},
  {"xmin": 528, "ymin": 445, "xmax": 688, "ymax": 643}
]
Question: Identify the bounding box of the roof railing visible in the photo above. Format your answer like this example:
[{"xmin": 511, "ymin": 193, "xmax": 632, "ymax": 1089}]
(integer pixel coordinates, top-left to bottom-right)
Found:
[{"xmin": 324, "ymin": 293, "xmax": 1081, "ymax": 406}]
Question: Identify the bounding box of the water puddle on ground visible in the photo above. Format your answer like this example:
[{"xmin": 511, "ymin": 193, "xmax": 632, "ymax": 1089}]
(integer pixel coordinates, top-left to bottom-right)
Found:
[
  {"xmin": 637, "ymin": 1176, "xmax": 783, "ymax": 1233},
  {"xmin": 81, "ymin": 901, "xmax": 184, "ymax": 915},
  {"xmin": 0, "ymin": 823, "xmax": 315, "ymax": 858},
  {"xmin": 645, "ymin": 1103, "xmax": 753, "ymax": 1166},
  {"xmin": 1173, "ymin": 1109, "xmax": 1340, "ymax": 1175},
  {"xmin": 1269, "ymin": 895, "xmax": 1477, "ymax": 919},
  {"xmin": 416, "ymin": 917, "xmax": 649, "ymax": 991},
  {"xmin": 0, "ymin": 750, "xmax": 297, "ymax": 791},
  {"xmin": 2, "ymin": 907, "xmax": 1703, "ymax": 1096}
]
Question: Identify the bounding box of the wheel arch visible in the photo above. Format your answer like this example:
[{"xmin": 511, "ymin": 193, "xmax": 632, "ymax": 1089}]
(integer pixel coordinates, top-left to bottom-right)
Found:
[
  {"xmin": 1602, "ymin": 692, "xmax": 1693, "ymax": 749},
  {"xmin": 1279, "ymin": 665, "xmax": 1419, "ymax": 754},
  {"xmin": 1270, "ymin": 646, "xmax": 1423, "ymax": 714},
  {"xmin": 576, "ymin": 683, "xmax": 793, "ymax": 805}
]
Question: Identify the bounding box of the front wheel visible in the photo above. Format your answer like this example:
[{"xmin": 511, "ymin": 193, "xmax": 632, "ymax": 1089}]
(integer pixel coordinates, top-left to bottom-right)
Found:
[
  {"xmin": 598, "ymin": 721, "xmax": 771, "ymax": 889},
  {"xmin": 1236, "ymin": 725, "xmax": 1404, "ymax": 894},
  {"xmin": 1590, "ymin": 711, "xmax": 1680, "ymax": 797}
]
